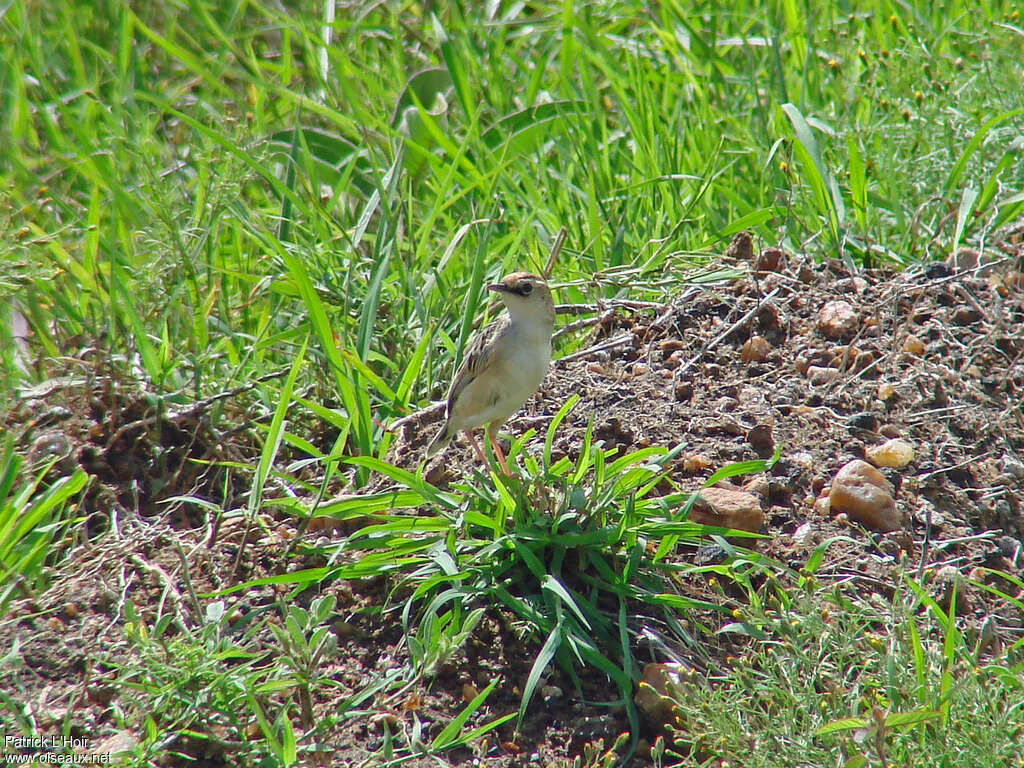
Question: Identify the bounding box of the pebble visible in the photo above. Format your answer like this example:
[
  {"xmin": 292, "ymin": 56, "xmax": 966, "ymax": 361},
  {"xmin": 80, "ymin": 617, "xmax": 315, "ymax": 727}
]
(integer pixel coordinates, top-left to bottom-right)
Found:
[
  {"xmin": 1000, "ymin": 454, "xmax": 1024, "ymax": 480},
  {"xmin": 817, "ymin": 300, "xmax": 858, "ymax": 339},
  {"xmin": 742, "ymin": 475, "xmax": 769, "ymax": 498},
  {"xmin": 541, "ymin": 684, "xmax": 563, "ymax": 702},
  {"xmin": 952, "ymin": 306, "xmax": 982, "ymax": 325},
  {"xmin": 635, "ymin": 662, "xmax": 688, "ymax": 730},
  {"xmin": 682, "ymin": 453, "xmax": 713, "ymax": 473},
  {"xmin": 865, "ymin": 438, "xmax": 915, "ymax": 468},
  {"xmin": 755, "ymin": 247, "xmax": 785, "ymax": 273},
  {"xmin": 806, "ymin": 365, "xmax": 839, "ymax": 385},
  {"xmin": 746, "ymin": 425, "xmax": 775, "ymax": 457},
  {"xmin": 690, "ymin": 487, "xmax": 764, "ymax": 533},
  {"xmin": 877, "ymin": 382, "xmax": 898, "ymax": 401},
  {"xmin": 847, "ymin": 412, "xmax": 879, "ymax": 432},
  {"xmin": 901, "ymin": 334, "xmax": 926, "ymax": 356},
  {"xmin": 828, "ymin": 459, "xmax": 900, "ymax": 532},
  {"xmin": 740, "ymin": 335, "xmax": 773, "ymax": 363},
  {"xmin": 792, "ymin": 521, "xmax": 815, "ymax": 547}
]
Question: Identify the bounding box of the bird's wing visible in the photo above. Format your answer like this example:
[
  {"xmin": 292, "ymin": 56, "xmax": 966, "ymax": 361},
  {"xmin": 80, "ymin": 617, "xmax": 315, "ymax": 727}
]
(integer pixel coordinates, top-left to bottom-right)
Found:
[{"xmin": 446, "ymin": 316, "xmax": 509, "ymax": 412}]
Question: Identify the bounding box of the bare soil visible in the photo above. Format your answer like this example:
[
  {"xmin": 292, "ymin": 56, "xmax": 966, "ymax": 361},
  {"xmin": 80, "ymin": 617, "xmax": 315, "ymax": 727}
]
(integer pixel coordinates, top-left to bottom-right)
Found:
[{"xmin": 3, "ymin": 230, "xmax": 1023, "ymax": 766}]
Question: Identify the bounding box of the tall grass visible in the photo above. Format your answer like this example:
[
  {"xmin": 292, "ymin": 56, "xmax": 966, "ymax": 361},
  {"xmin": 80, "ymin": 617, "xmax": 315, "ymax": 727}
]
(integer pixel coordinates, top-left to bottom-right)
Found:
[{"xmin": 3, "ymin": 0, "xmax": 1021, "ymax": 421}]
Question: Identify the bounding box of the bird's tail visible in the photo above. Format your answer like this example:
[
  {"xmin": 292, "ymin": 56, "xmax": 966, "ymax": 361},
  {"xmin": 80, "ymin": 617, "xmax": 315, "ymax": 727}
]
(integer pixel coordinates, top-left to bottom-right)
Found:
[{"xmin": 425, "ymin": 421, "xmax": 454, "ymax": 459}]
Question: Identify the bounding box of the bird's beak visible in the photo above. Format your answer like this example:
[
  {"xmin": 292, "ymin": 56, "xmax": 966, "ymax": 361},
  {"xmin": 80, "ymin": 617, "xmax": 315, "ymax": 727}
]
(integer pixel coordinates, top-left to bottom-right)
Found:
[{"xmin": 487, "ymin": 283, "xmax": 509, "ymax": 293}]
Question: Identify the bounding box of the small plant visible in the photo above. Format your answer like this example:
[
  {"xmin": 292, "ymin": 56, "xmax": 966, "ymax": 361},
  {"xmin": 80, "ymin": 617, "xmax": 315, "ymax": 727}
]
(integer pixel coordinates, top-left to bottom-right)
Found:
[
  {"xmin": 363, "ymin": 678, "xmax": 513, "ymax": 767},
  {"xmin": 0, "ymin": 438, "xmax": 87, "ymax": 616},
  {"xmin": 266, "ymin": 594, "xmax": 339, "ymax": 728},
  {"xmin": 115, "ymin": 599, "xmax": 263, "ymax": 765}
]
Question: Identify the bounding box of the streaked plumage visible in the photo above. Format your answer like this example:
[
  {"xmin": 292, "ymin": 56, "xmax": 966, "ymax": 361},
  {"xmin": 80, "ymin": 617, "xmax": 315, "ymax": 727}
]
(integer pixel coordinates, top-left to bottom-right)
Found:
[{"xmin": 426, "ymin": 272, "xmax": 555, "ymax": 474}]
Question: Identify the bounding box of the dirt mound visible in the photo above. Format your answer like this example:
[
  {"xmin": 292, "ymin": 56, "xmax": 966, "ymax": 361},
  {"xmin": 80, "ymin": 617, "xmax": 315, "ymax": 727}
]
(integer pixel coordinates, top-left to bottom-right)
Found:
[
  {"xmin": 4, "ymin": 230, "xmax": 1024, "ymax": 766},
  {"xmin": 405, "ymin": 233, "xmax": 1024, "ymax": 580}
]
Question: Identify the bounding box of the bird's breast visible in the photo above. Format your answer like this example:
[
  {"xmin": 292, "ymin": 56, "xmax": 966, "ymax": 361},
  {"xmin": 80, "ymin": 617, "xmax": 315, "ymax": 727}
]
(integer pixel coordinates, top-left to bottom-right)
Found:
[{"xmin": 499, "ymin": 336, "xmax": 551, "ymax": 394}]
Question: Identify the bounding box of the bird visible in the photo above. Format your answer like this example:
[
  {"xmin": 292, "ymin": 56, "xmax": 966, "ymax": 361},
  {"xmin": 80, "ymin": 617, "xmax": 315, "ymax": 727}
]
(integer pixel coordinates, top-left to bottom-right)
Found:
[{"xmin": 425, "ymin": 272, "xmax": 555, "ymax": 474}]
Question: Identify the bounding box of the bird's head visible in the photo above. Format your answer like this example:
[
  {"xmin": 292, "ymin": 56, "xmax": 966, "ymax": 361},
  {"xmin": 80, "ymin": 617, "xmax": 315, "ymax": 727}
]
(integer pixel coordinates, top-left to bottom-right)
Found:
[{"xmin": 488, "ymin": 272, "xmax": 555, "ymax": 326}]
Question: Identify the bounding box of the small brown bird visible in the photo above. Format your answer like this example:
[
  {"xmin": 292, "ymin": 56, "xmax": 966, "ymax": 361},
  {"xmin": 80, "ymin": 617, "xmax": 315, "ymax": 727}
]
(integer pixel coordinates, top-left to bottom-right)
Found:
[{"xmin": 425, "ymin": 272, "xmax": 555, "ymax": 474}]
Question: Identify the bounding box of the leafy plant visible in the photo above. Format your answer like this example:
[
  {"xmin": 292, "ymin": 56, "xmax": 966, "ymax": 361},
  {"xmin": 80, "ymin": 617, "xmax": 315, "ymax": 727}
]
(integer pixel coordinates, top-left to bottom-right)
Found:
[
  {"xmin": 115, "ymin": 599, "xmax": 263, "ymax": 765},
  {"xmin": 265, "ymin": 594, "xmax": 339, "ymax": 728},
  {"xmin": 316, "ymin": 396, "xmax": 773, "ymax": 748}
]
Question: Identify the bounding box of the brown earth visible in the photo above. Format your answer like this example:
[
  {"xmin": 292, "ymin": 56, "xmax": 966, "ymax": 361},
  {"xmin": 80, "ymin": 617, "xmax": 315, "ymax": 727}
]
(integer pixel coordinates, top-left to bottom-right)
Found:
[{"xmin": 2, "ymin": 229, "xmax": 1023, "ymax": 766}]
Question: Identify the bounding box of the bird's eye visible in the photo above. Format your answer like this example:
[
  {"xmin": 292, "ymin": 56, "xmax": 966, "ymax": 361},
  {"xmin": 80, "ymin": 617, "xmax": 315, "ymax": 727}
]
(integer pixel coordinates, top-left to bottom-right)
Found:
[{"xmin": 521, "ymin": 282, "xmax": 534, "ymax": 295}]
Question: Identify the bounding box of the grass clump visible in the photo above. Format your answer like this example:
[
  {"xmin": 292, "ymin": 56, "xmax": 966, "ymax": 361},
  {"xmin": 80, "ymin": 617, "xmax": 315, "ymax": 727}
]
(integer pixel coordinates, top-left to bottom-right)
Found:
[
  {"xmin": 308, "ymin": 397, "xmax": 775, "ymax": 748},
  {"xmin": 655, "ymin": 567, "xmax": 1024, "ymax": 767}
]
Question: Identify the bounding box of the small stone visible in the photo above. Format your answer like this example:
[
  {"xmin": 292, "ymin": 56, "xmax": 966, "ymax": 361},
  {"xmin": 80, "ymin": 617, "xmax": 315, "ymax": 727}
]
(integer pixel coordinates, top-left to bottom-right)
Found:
[
  {"xmin": 332, "ymin": 619, "xmax": 357, "ymax": 638},
  {"xmin": 835, "ymin": 276, "xmax": 869, "ymax": 294},
  {"xmin": 742, "ymin": 475, "xmax": 769, "ymax": 498},
  {"xmin": 756, "ymin": 302, "xmax": 784, "ymax": 332},
  {"xmin": 828, "ymin": 459, "xmax": 900, "ymax": 532},
  {"xmin": 1000, "ymin": 454, "xmax": 1024, "ymax": 480},
  {"xmin": 806, "ymin": 365, "xmax": 839, "ymax": 385},
  {"xmin": 947, "ymin": 247, "xmax": 980, "ymax": 271},
  {"xmin": 817, "ymin": 300, "xmax": 858, "ymax": 340},
  {"xmin": 682, "ymin": 453, "xmax": 713, "ymax": 473},
  {"xmin": 755, "ymin": 247, "xmax": 785, "ymax": 273},
  {"xmin": 674, "ymin": 382, "xmax": 694, "ymax": 402},
  {"xmin": 853, "ymin": 349, "xmax": 876, "ymax": 372},
  {"xmin": 865, "ymin": 438, "xmax": 915, "ymax": 469},
  {"xmin": 847, "ymin": 412, "xmax": 879, "ymax": 432},
  {"xmin": 724, "ymin": 231, "xmax": 754, "ymax": 262},
  {"xmin": 901, "ymin": 335, "xmax": 926, "ymax": 356},
  {"xmin": 541, "ymin": 684, "xmax": 563, "ymax": 702},
  {"xmin": 374, "ymin": 713, "xmax": 400, "ymax": 731},
  {"xmin": 93, "ymin": 732, "xmax": 137, "ymax": 757},
  {"xmin": 877, "ymin": 382, "xmax": 898, "ymax": 401},
  {"xmin": 924, "ymin": 262, "xmax": 952, "ymax": 279},
  {"xmin": 29, "ymin": 432, "xmax": 75, "ymax": 472},
  {"xmin": 951, "ymin": 306, "xmax": 982, "ymax": 325},
  {"xmin": 635, "ymin": 663, "xmax": 688, "ymax": 730},
  {"xmin": 746, "ymin": 424, "xmax": 774, "ymax": 457},
  {"xmin": 792, "ymin": 521, "xmax": 815, "ymax": 547},
  {"xmin": 690, "ymin": 487, "xmax": 764, "ymax": 533},
  {"xmin": 740, "ymin": 335, "xmax": 773, "ymax": 363}
]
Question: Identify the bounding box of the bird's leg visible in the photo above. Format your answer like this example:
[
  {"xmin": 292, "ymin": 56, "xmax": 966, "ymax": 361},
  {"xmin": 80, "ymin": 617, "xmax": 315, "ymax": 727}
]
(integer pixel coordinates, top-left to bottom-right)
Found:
[
  {"xmin": 486, "ymin": 422, "xmax": 512, "ymax": 475},
  {"xmin": 464, "ymin": 429, "xmax": 488, "ymax": 466}
]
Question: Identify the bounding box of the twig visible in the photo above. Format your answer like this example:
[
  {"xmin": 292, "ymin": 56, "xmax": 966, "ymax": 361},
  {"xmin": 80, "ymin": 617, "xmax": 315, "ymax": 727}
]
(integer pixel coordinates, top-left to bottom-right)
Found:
[
  {"xmin": 552, "ymin": 310, "xmax": 615, "ymax": 342},
  {"xmin": 553, "ymin": 333, "xmax": 634, "ymax": 365},
  {"xmin": 128, "ymin": 553, "xmax": 190, "ymax": 632},
  {"xmin": 675, "ymin": 287, "xmax": 780, "ymax": 377},
  {"xmin": 543, "ymin": 227, "xmax": 566, "ymax": 279},
  {"xmin": 914, "ymin": 453, "xmax": 990, "ymax": 481},
  {"xmin": 389, "ymin": 401, "xmax": 446, "ymax": 431},
  {"xmin": 555, "ymin": 298, "xmax": 664, "ymax": 316},
  {"xmin": 105, "ymin": 367, "xmax": 292, "ymax": 449}
]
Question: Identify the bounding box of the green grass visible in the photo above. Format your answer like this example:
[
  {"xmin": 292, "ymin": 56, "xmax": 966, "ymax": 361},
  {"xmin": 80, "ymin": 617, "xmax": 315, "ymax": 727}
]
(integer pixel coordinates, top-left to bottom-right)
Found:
[
  {"xmin": 2, "ymin": 0, "xmax": 1024, "ymax": 765},
  {"xmin": 3, "ymin": 0, "xmax": 1023, "ymax": 417},
  {"xmin": 650, "ymin": 569, "xmax": 1024, "ymax": 767}
]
